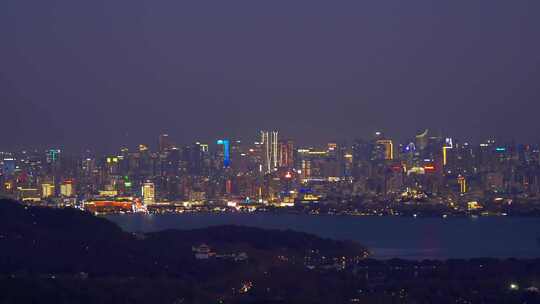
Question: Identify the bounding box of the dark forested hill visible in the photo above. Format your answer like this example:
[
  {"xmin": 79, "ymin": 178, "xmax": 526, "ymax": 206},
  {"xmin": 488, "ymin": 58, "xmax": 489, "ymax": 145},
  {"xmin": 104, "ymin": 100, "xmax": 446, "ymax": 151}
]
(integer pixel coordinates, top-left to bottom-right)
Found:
[
  {"xmin": 0, "ymin": 199, "xmax": 369, "ymax": 303},
  {"xmin": 0, "ymin": 199, "xmax": 366, "ymax": 274}
]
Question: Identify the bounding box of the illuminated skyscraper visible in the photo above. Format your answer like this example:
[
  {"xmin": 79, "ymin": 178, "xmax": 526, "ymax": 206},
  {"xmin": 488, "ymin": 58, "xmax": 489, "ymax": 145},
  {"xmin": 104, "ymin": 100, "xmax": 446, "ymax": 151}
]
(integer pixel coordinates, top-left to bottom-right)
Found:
[
  {"xmin": 46, "ymin": 149, "xmax": 61, "ymax": 164},
  {"xmin": 279, "ymin": 139, "xmax": 294, "ymax": 168},
  {"xmin": 141, "ymin": 181, "xmax": 155, "ymax": 204},
  {"xmin": 46, "ymin": 149, "xmax": 61, "ymax": 175},
  {"xmin": 41, "ymin": 183, "xmax": 55, "ymax": 198},
  {"xmin": 300, "ymin": 159, "xmax": 311, "ymax": 180},
  {"xmin": 260, "ymin": 130, "xmax": 278, "ymax": 173},
  {"xmin": 2, "ymin": 158, "xmax": 15, "ymax": 175},
  {"xmin": 443, "ymin": 138, "xmax": 453, "ymax": 167},
  {"xmin": 60, "ymin": 180, "xmax": 75, "ymax": 197},
  {"xmin": 217, "ymin": 139, "xmax": 231, "ymax": 168},
  {"xmin": 159, "ymin": 134, "xmax": 173, "ymax": 152},
  {"xmin": 199, "ymin": 143, "xmax": 209, "ymax": 153},
  {"xmin": 180, "ymin": 143, "xmax": 204, "ymax": 175},
  {"xmin": 457, "ymin": 175, "xmax": 467, "ymax": 193},
  {"xmin": 376, "ymin": 139, "xmax": 394, "ymax": 160}
]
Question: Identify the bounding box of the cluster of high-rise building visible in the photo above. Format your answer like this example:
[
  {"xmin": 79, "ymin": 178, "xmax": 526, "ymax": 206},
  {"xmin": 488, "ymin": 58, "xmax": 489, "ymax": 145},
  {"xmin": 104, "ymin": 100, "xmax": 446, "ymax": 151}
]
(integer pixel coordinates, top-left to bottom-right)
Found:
[{"xmin": 2, "ymin": 129, "xmax": 540, "ymax": 213}]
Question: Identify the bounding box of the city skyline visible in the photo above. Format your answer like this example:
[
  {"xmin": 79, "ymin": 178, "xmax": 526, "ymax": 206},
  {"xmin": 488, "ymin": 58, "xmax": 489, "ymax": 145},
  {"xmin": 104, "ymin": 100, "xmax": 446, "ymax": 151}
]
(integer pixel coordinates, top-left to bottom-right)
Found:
[
  {"xmin": 0, "ymin": 128, "xmax": 536, "ymax": 155},
  {"xmin": 3, "ymin": 127, "xmax": 538, "ymax": 203}
]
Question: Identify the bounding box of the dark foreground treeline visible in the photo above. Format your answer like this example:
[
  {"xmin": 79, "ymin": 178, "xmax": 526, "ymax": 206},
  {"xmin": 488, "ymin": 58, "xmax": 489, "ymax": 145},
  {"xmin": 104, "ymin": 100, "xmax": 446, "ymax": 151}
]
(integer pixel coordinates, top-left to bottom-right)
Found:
[{"xmin": 0, "ymin": 199, "xmax": 539, "ymax": 303}]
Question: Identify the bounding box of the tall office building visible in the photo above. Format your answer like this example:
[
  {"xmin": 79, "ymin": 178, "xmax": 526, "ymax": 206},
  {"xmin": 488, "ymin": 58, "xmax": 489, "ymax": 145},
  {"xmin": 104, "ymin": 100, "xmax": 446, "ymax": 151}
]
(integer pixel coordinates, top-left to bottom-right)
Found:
[
  {"xmin": 60, "ymin": 180, "xmax": 75, "ymax": 197},
  {"xmin": 260, "ymin": 130, "xmax": 279, "ymax": 173},
  {"xmin": 181, "ymin": 143, "xmax": 204, "ymax": 174},
  {"xmin": 300, "ymin": 159, "xmax": 311, "ymax": 180},
  {"xmin": 46, "ymin": 149, "xmax": 61, "ymax": 175},
  {"xmin": 46, "ymin": 149, "xmax": 61, "ymax": 164},
  {"xmin": 217, "ymin": 139, "xmax": 231, "ymax": 168},
  {"xmin": 1, "ymin": 158, "xmax": 16, "ymax": 175},
  {"xmin": 443, "ymin": 138, "xmax": 453, "ymax": 167},
  {"xmin": 457, "ymin": 175, "xmax": 467, "ymax": 193},
  {"xmin": 159, "ymin": 134, "xmax": 173, "ymax": 152},
  {"xmin": 376, "ymin": 139, "xmax": 394, "ymax": 160},
  {"xmin": 141, "ymin": 181, "xmax": 155, "ymax": 204},
  {"xmin": 279, "ymin": 139, "xmax": 294, "ymax": 168},
  {"xmin": 41, "ymin": 183, "xmax": 55, "ymax": 198},
  {"xmin": 199, "ymin": 143, "xmax": 209, "ymax": 153}
]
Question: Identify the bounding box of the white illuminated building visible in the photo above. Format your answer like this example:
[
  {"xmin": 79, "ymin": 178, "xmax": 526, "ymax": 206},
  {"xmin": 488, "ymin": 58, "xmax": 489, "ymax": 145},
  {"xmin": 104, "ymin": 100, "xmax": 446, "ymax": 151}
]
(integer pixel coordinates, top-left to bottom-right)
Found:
[{"xmin": 260, "ymin": 130, "xmax": 278, "ymax": 173}]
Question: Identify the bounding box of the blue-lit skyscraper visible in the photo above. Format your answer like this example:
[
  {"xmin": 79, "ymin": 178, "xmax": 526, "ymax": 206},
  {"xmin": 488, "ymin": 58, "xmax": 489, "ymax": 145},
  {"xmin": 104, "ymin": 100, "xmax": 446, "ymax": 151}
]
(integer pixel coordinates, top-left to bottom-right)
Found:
[{"xmin": 217, "ymin": 139, "xmax": 230, "ymax": 167}]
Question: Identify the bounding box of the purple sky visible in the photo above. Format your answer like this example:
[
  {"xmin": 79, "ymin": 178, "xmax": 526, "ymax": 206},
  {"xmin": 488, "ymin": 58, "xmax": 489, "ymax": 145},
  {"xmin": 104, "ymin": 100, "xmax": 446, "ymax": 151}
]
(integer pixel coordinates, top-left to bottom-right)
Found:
[{"xmin": 2, "ymin": 1, "xmax": 540, "ymax": 152}]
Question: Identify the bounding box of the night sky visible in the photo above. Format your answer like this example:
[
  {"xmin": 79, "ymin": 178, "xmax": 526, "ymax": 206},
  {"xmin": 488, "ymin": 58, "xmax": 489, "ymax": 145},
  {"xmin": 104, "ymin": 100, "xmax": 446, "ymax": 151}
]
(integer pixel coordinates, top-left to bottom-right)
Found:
[{"xmin": 2, "ymin": 1, "xmax": 540, "ymax": 152}]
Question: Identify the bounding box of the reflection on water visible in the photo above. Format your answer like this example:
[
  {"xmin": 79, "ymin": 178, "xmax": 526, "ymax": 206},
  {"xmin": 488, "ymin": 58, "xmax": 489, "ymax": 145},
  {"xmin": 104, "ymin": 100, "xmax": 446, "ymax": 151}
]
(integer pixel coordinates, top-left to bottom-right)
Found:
[{"xmin": 106, "ymin": 213, "xmax": 540, "ymax": 260}]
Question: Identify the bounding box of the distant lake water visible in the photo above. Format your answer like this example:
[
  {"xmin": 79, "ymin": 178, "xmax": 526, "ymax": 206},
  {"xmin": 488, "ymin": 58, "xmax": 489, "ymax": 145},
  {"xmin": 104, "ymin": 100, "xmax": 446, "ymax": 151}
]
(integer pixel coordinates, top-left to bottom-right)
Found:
[{"xmin": 106, "ymin": 213, "xmax": 540, "ymax": 260}]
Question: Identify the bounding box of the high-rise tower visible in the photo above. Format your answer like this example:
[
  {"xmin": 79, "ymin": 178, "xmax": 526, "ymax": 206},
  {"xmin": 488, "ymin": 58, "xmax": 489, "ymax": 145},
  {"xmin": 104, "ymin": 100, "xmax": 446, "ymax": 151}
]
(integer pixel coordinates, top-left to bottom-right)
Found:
[
  {"xmin": 159, "ymin": 134, "xmax": 173, "ymax": 152},
  {"xmin": 260, "ymin": 131, "xmax": 279, "ymax": 173},
  {"xmin": 279, "ymin": 139, "xmax": 294, "ymax": 168},
  {"xmin": 376, "ymin": 139, "xmax": 394, "ymax": 160},
  {"xmin": 141, "ymin": 181, "xmax": 155, "ymax": 204},
  {"xmin": 217, "ymin": 139, "xmax": 231, "ymax": 168}
]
